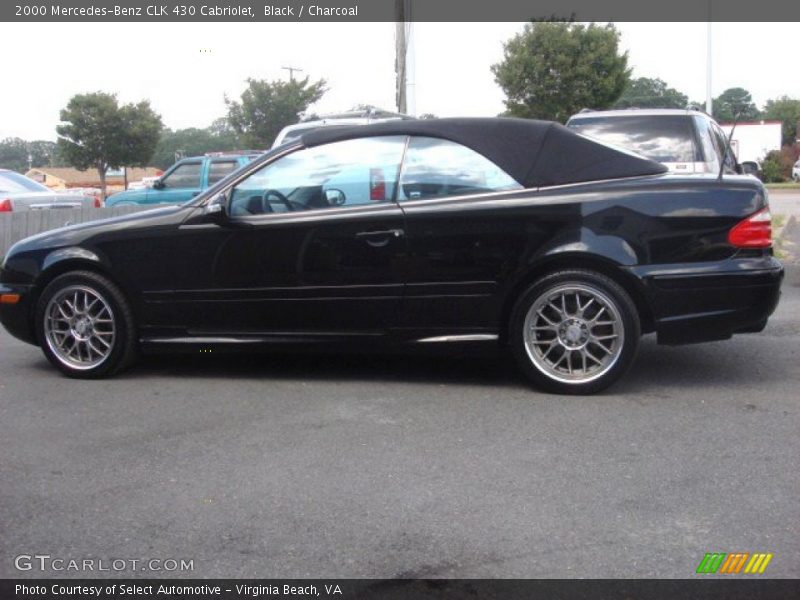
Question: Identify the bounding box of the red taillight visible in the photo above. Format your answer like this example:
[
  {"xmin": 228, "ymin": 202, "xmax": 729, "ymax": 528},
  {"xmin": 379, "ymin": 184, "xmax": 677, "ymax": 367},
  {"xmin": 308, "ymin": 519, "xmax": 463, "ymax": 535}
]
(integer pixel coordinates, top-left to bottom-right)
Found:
[
  {"xmin": 93, "ymin": 196, "xmax": 103, "ymax": 208},
  {"xmin": 728, "ymin": 206, "xmax": 772, "ymax": 248},
  {"xmin": 369, "ymin": 168, "xmax": 386, "ymax": 201},
  {"xmin": 0, "ymin": 198, "xmax": 12, "ymax": 212}
]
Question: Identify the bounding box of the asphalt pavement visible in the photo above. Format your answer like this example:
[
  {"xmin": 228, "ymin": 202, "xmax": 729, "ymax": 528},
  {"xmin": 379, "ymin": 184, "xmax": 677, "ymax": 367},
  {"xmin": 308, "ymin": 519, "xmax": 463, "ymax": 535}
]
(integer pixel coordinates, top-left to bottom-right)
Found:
[
  {"xmin": 770, "ymin": 190, "xmax": 800, "ymax": 222},
  {"xmin": 1, "ymin": 233, "xmax": 798, "ymax": 579}
]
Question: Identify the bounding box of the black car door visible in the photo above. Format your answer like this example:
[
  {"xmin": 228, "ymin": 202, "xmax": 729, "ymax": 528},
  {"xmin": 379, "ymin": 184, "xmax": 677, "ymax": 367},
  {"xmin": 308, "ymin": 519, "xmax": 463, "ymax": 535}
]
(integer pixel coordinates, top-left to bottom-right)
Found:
[
  {"xmin": 395, "ymin": 136, "xmax": 531, "ymax": 335},
  {"xmin": 165, "ymin": 136, "xmax": 409, "ymax": 338}
]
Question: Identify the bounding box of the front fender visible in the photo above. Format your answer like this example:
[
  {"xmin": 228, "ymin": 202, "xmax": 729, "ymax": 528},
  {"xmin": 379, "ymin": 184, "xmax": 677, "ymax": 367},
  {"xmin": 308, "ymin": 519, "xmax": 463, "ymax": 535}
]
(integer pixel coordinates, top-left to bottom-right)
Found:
[{"xmin": 42, "ymin": 246, "xmax": 107, "ymax": 272}]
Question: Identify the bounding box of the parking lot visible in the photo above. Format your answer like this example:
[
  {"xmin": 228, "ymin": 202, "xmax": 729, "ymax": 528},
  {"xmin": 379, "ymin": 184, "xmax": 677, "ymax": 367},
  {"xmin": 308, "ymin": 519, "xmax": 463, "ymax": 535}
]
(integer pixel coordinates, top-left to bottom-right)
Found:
[{"xmin": 1, "ymin": 229, "xmax": 798, "ymax": 580}]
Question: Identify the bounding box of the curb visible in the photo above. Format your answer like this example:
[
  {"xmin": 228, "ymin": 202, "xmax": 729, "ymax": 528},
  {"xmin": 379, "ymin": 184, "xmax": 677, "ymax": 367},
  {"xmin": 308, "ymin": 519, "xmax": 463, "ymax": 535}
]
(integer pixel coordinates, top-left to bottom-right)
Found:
[
  {"xmin": 775, "ymin": 215, "xmax": 797, "ymax": 264},
  {"xmin": 772, "ymin": 215, "xmax": 797, "ymax": 242},
  {"xmin": 775, "ymin": 214, "xmax": 796, "ymax": 243}
]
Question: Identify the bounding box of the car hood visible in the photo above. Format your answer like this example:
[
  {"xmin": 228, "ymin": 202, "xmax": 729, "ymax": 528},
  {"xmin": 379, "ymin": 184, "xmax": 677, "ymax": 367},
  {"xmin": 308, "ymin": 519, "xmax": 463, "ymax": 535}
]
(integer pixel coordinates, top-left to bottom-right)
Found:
[{"xmin": 6, "ymin": 205, "xmax": 189, "ymax": 257}]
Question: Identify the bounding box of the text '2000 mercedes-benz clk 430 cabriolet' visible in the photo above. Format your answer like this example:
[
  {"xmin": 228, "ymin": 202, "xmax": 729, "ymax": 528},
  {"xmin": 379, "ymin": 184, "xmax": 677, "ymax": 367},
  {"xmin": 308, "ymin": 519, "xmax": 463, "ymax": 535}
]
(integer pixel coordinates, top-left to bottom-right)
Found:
[{"xmin": 0, "ymin": 118, "xmax": 783, "ymax": 393}]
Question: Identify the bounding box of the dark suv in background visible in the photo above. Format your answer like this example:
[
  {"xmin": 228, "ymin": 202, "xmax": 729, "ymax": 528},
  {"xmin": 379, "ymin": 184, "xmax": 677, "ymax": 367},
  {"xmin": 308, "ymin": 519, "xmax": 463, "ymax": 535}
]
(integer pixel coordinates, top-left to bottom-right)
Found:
[{"xmin": 566, "ymin": 108, "xmax": 739, "ymax": 176}]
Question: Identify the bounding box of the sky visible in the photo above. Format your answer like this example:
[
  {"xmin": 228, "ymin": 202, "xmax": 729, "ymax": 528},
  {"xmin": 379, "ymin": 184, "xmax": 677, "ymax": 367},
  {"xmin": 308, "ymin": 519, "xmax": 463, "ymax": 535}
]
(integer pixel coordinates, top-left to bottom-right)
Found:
[{"xmin": 0, "ymin": 21, "xmax": 797, "ymax": 141}]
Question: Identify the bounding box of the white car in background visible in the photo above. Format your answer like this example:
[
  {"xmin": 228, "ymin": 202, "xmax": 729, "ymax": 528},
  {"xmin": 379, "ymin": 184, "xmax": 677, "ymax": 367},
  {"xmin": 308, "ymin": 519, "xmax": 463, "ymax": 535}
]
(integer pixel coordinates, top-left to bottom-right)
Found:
[
  {"xmin": 272, "ymin": 107, "xmax": 412, "ymax": 148},
  {"xmin": 793, "ymin": 159, "xmax": 800, "ymax": 182},
  {"xmin": 0, "ymin": 170, "xmax": 98, "ymax": 212},
  {"xmin": 566, "ymin": 108, "xmax": 739, "ymax": 175}
]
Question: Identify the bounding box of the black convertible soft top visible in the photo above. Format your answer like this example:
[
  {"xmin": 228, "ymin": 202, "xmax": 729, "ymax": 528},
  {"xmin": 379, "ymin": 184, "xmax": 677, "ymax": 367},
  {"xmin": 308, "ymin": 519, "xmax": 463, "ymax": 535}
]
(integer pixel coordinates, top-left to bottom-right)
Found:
[{"xmin": 302, "ymin": 117, "xmax": 667, "ymax": 188}]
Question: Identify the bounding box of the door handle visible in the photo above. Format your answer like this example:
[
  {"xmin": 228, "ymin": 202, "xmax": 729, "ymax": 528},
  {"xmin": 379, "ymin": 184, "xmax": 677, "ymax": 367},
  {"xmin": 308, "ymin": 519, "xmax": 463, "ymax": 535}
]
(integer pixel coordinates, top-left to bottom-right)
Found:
[
  {"xmin": 355, "ymin": 229, "xmax": 404, "ymax": 247},
  {"xmin": 355, "ymin": 229, "xmax": 404, "ymax": 239}
]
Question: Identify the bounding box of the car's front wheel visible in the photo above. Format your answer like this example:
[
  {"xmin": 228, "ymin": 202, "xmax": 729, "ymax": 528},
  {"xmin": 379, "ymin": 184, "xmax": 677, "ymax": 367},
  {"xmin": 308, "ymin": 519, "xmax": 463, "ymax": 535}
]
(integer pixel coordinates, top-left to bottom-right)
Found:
[
  {"xmin": 510, "ymin": 269, "xmax": 640, "ymax": 394},
  {"xmin": 35, "ymin": 271, "xmax": 137, "ymax": 378}
]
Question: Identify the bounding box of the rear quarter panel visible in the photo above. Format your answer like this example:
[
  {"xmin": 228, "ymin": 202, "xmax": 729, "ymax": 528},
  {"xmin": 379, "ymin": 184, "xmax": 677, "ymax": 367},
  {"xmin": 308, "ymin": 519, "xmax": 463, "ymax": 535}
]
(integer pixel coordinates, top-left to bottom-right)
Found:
[{"xmin": 398, "ymin": 174, "xmax": 765, "ymax": 332}]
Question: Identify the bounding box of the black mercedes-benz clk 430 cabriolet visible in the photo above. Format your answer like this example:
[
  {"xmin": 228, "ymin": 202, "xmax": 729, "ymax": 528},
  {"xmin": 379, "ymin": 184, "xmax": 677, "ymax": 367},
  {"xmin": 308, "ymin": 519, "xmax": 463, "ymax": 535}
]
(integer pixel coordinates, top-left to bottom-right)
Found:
[{"xmin": 0, "ymin": 118, "xmax": 784, "ymax": 393}]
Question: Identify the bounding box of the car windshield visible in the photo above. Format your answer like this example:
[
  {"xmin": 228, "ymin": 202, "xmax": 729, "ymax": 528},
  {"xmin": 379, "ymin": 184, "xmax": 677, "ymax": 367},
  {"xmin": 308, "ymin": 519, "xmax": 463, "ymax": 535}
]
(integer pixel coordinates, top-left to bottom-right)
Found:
[
  {"xmin": 0, "ymin": 171, "xmax": 50, "ymax": 193},
  {"xmin": 567, "ymin": 115, "xmax": 703, "ymax": 163}
]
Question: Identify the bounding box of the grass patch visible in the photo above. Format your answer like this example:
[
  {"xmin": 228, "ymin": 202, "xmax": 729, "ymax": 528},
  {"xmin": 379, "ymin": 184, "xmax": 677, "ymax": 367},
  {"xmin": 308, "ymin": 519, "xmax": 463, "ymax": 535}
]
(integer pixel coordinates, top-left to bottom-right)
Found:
[{"xmin": 765, "ymin": 182, "xmax": 800, "ymax": 191}]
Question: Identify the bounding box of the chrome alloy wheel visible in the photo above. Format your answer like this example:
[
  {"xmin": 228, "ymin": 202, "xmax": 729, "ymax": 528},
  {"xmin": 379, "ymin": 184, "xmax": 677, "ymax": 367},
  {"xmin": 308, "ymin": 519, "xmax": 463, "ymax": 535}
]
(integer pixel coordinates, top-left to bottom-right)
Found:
[
  {"xmin": 522, "ymin": 283, "xmax": 624, "ymax": 384},
  {"xmin": 43, "ymin": 285, "xmax": 116, "ymax": 370}
]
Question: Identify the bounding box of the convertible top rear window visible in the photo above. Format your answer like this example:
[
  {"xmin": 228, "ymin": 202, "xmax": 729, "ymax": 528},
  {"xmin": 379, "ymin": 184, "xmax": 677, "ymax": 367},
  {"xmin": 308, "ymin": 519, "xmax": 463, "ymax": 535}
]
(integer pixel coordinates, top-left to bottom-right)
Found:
[{"xmin": 567, "ymin": 115, "xmax": 703, "ymax": 163}]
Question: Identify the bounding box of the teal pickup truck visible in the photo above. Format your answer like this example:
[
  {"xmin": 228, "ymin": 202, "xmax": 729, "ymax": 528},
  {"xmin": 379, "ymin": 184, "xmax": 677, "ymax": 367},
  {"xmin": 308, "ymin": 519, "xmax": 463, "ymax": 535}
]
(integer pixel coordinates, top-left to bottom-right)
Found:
[{"xmin": 106, "ymin": 153, "xmax": 260, "ymax": 207}]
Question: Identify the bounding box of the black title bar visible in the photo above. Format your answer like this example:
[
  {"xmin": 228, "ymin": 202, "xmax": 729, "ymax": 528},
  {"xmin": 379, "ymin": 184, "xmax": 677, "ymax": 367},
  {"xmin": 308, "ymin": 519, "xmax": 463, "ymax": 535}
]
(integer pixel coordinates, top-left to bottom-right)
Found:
[{"xmin": 2, "ymin": 0, "xmax": 799, "ymax": 22}]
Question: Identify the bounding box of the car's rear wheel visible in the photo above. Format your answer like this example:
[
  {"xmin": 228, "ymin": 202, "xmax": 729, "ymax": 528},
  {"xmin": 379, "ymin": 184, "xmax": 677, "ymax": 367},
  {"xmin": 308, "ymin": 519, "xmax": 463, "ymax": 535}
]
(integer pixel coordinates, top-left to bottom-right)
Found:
[
  {"xmin": 35, "ymin": 271, "xmax": 137, "ymax": 379},
  {"xmin": 510, "ymin": 269, "xmax": 640, "ymax": 394}
]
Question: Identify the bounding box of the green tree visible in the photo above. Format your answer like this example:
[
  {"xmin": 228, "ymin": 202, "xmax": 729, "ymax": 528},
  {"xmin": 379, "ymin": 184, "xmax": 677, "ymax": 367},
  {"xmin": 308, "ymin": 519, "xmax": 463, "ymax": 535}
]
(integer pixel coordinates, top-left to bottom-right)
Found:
[
  {"xmin": 28, "ymin": 140, "xmax": 57, "ymax": 168},
  {"xmin": 151, "ymin": 126, "xmax": 241, "ymax": 170},
  {"xmin": 208, "ymin": 117, "xmax": 242, "ymax": 145},
  {"xmin": 713, "ymin": 87, "xmax": 759, "ymax": 122},
  {"xmin": 0, "ymin": 138, "xmax": 30, "ymax": 172},
  {"xmin": 225, "ymin": 77, "xmax": 327, "ymax": 147},
  {"xmin": 0, "ymin": 138, "xmax": 57, "ymax": 172},
  {"xmin": 120, "ymin": 101, "xmax": 163, "ymax": 168},
  {"xmin": 491, "ymin": 22, "xmax": 630, "ymax": 122},
  {"xmin": 614, "ymin": 77, "xmax": 688, "ymax": 109},
  {"xmin": 56, "ymin": 92, "xmax": 162, "ymax": 198},
  {"xmin": 760, "ymin": 150, "xmax": 785, "ymax": 183},
  {"xmin": 761, "ymin": 96, "xmax": 800, "ymax": 146}
]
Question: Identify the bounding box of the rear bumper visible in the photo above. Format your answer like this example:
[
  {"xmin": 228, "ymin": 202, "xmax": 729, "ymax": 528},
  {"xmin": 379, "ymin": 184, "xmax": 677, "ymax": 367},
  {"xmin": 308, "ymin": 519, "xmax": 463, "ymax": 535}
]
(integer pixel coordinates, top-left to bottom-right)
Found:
[
  {"xmin": 0, "ymin": 283, "xmax": 36, "ymax": 345},
  {"xmin": 629, "ymin": 256, "xmax": 784, "ymax": 345}
]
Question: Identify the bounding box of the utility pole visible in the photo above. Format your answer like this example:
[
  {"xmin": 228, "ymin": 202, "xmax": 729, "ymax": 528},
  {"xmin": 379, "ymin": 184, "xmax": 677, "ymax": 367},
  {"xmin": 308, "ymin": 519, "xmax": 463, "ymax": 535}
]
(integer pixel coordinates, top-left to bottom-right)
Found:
[
  {"xmin": 395, "ymin": 0, "xmax": 415, "ymax": 115},
  {"xmin": 282, "ymin": 66, "xmax": 303, "ymax": 82},
  {"xmin": 705, "ymin": 21, "xmax": 712, "ymax": 115},
  {"xmin": 395, "ymin": 0, "xmax": 407, "ymax": 114}
]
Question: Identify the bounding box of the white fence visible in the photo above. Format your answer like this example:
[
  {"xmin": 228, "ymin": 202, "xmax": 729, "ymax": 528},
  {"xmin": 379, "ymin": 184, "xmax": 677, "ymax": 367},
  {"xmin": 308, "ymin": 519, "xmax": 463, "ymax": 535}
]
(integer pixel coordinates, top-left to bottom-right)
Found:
[{"xmin": 0, "ymin": 206, "xmax": 155, "ymax": 257}]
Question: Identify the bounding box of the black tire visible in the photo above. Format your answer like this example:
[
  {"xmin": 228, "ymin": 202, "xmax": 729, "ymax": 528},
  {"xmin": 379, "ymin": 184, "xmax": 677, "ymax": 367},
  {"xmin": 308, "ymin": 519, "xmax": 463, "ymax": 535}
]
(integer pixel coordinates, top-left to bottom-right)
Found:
[
  {"xmin": 35, "ymin": 270, "xmax": 138, "ymax": 379},
  {"xmin": 510, "ymin": 269, "xmax": 640, "ymax": 395}
]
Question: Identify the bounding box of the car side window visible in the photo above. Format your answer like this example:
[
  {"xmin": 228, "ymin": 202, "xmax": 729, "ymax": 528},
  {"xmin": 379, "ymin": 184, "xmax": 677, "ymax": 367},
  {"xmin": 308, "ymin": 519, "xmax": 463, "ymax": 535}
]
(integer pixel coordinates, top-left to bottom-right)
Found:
[
  {"xmin": 208, "ymin": 160, "xmax": 239, "ymax": 185},
  {"xmin": 229, "ymin": 136, "xmax": 406, "ymax": 216},
  {"xmin": 397, "ymin": 137, "xmax": 522, "ymax": 201},
  {"xmin": 693, "ymin": 116, "xmax": 721, "ymax": 173},
  {"xmin": 710, "ymin": 123, "xmax": 737, "ymax": 174},
  {"xmin": 162, "ymin": 162, "xmax": 202, "ymax": 189}
]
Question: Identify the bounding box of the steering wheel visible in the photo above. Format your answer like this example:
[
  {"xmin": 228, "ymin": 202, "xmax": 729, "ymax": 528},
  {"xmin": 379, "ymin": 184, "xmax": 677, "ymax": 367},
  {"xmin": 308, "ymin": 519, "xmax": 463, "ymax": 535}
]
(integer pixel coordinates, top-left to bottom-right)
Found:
[{"xmin": 261, "ymin": 189, "xmax": 293, "ymax": 212}]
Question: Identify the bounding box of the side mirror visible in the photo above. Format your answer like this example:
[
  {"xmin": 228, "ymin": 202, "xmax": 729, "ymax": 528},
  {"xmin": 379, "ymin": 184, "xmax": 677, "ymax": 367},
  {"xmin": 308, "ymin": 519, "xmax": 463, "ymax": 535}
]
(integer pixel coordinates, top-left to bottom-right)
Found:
[
  {"xmin": 739, "ymin": 161, "xmax": 759, "ymax": 176},
  {"xmin": 204, "ymin": 193, "xmax": 228, "ymax": 220},
  {"xmin": 324, "ymin": 188, "xmax": 346, "ymax": 206},
  {"xmin": 152, "ymin": 179, "xmax": 166, "ymax": 190}
]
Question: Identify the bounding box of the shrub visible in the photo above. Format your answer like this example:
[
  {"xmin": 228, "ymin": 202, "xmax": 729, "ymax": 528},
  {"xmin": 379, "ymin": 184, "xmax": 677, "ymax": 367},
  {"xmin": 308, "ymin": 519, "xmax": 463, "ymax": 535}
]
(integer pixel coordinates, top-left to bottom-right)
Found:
[
  {"xmin": 761, "ymin": 153, "xmax": 784, "ymax": 183},
  {"xmin": 760, "ymin": 145, "xmax": 799, "ymax": 182}
]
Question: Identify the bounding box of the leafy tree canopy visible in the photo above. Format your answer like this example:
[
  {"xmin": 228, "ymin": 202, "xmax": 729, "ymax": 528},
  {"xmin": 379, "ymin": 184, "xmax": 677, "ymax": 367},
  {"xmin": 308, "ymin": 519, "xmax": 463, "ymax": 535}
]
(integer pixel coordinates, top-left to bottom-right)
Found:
[
  {"xmin": 492, "ymin": 22, "xmax": 630, "ymax": 123},
  {"xmin": 0, "ymin": 138, "xmax": 58, "ymax": 173},
  {"xmin": 614, "ymin": 77, "xmax": 688, "ymax": 109},
  {"xmin": 151, "ymin": 125, "xmax": 242, "ymax": 170},
  {"xmin": 713, "ymin": 87, "xmax": 759, "ymax": 122},
  {"xmin": 226, "ymin": 77, "xmax": 327, "ymax": 148},
  {"xmin": 761, "ymin": 95, "xmax": 800, "ymax": 146},
  {"xmin": 56, "ymin": 92, "xmax": 162, "ymax": 197}
]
